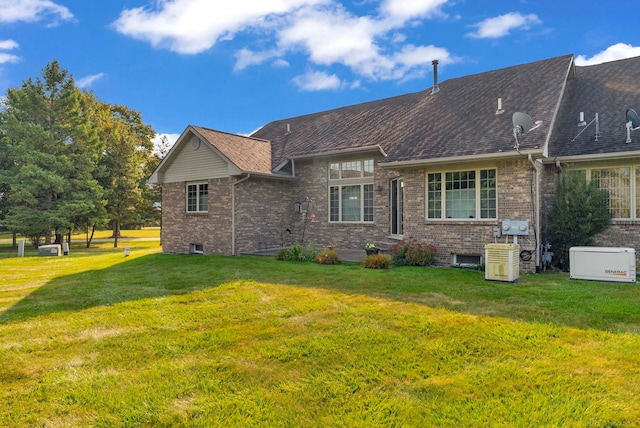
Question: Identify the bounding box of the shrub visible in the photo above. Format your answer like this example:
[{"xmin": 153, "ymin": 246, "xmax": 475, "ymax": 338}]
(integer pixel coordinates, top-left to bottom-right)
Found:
[
  {"xmin": 276, "ymin": 243, "xmax": 318, "ymax": 262},
  {"xmin": 362, "ymin": 254, "xmax": 392, "ymax": 269},
  {"xmin": 548, "ymin": 170, "xmax": 611, "ymax": 270},
  {"xmin": 315, "ymin": 248, "xmax": 342, "ymax": 265},
  {"xmin": 389, "ymin": 238, "xmax": 436, "ymax": 267}
]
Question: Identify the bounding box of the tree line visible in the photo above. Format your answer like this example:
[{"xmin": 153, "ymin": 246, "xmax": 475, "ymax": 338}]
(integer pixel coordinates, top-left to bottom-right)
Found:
[{"xmin": 0, "ymin": 60, "xmax": 164, "ymax": 248}]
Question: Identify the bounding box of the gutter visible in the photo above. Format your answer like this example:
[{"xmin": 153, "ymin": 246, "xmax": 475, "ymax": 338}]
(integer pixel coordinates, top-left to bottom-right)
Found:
[
  {"xmin": 232, "ymin": 174, "xmax": 251, "ymax": 256},
  {"xmin": 380, "ymin": 149, "xmax": 543, "ymax": 169},
  {"xmin": 544, "ymin": 150, "xmax": 640, "ymax": 164},
  {"xmin": 527, "ymin": 153, "xmax": 542, "ymax": 271}
]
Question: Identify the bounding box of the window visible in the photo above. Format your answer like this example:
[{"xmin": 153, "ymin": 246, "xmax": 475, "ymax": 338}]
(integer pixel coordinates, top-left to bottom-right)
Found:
[
  {"xmin": 581, "ymin": 166, "xmax": 637, "ymax": 219},
  {"xmin": 427, "ymin": 168, "xmax": 496, "ymax": 219},
  {"xmin": 329, "ymin": 159, "xmax": 374, "ymax": 222},
  {"xmin": 391, "ymin": 178, "xmax": 403, "ymax": 235},
  {"xmin": 187, "ymin": 182, "xmax": 208, "ymax": 212}
]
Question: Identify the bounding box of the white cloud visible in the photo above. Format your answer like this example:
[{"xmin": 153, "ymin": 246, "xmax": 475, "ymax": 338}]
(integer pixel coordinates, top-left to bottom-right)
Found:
[
  {"xmin": 112, "ymin": 0, "xmax": 327, "ymax": 55},
  {"xmin": 380, "ymin": 0, "xmax": 449, "ymax": 22},
  {"xmin": 467, "ymin": 12, "xmax": 541, "ymax": 39},
  {"xmin": 76, "ymin": 73, "xmax": 105, "ymax": 89},
  {"xmin": 0, "ymin": 39, "xmax": 20, "ymax": 64},
  {"xmin": 0, "ymin": 52, "xmax": 20, "ymax": 64},
  {"xmin": 278, "ymin": 4, "xmax": 457, "ymax": 81},
  {"xmin": 113, "ymin": 0, "xmax": 458, "ymax": 88},
  {"xmin": 0, "ymin": 0, "xmax": 73, "ymax": 24},
  {"xmin": 0, "ymin": 39, "xmax": 18, "ymax": 50},
  {"xmin": 575, "ymin": 43, "xmax": 640, "ymax": 66},
  {"xmin": 292, "ymin": 70, "xmax": 342, "ymax": 91},
  {"xmin": 234, "ymin": 48, "xmax": 279, "ymax": 71}
]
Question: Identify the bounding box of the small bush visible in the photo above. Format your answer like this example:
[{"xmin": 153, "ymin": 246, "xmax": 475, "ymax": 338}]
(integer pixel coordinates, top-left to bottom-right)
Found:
[
  {"xmin": 315, "ymin": 248, "xmax": 342, "ymax": 265},
  {"xmin": 362, "ymin": 254, "xmax": 392, "ymax": 269},
  {"xmin": 276, "ymin": 243, "xmax": 318, "ymax": 262},
  {"xmin": 389, "ymin": 238, "xmax": 436, "ymax": 267}
]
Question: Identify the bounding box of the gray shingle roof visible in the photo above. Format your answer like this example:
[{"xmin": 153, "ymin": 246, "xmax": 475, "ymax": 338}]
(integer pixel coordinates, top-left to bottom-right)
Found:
[
  {"xmin": 548, "ymin": 55, "xmax": 640, "ymax": 158},
  {"xmin": 252, "ymin": 54, "xmax": 574, "ymax": 167}
]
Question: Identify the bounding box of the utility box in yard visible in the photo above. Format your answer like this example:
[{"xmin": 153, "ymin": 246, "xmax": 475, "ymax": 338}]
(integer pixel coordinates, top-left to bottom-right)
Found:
[
  {"xmin": 485, "ymin": 243, "xmax": 520, "ymax": 282},
  {"xmin": 569, "ymin": 247, "xmax": 636, "ymax": 283},
  {"xmin": 38, "ymin": 244, "xmax": 62, "ymax": 257}
]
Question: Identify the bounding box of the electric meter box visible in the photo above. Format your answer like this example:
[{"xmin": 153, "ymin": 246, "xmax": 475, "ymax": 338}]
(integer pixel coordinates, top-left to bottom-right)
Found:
[{"xmin": 569, "ymin": 247, "xmax": 636, "ymax": 283}]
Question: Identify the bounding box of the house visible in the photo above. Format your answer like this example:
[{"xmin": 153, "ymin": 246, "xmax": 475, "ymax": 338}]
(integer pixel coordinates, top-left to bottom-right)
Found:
[{"xmin": 149, "ymin": 53, "xmax": 640, "ymax": 272}]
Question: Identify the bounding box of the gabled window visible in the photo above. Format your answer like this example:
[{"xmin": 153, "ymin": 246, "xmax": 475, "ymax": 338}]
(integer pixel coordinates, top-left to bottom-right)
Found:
[
  {"xmin": 186, "ymin": 182, "xmax": 208, "ymax": 213},
  {"xmin": 329, "ymin": 159, "xmax": 374, "ymax": 223},
  {"xmin": 427, "ymin": 168, "xmax": 497, "ymax": 219}
]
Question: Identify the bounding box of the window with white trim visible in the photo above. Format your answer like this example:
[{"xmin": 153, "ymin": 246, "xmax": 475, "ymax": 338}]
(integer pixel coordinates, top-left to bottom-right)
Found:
[
  {"xmin": 186, "ymin": 182, "xmax": 208, "ymax": 213},
  {"xmin": 581, "ymin": 166, "xmax": 640, "ymax": 219},
  {"xmin": 427, "ymin": 168, "xmax": 497, "ymax": 219},
  {"xmin": 329, "ymin": 159, "xmax": 374, "ymax": 222}
]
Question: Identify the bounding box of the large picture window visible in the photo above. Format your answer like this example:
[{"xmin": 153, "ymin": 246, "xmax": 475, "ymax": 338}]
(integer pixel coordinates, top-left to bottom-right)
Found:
[
  {"xmin": 581, "ymin": 166, "xmax": 637, "ymax": 219},
  {"xmin": 427, "ymin": 168, "xmax": 496, "ymax": 219},
  {"xmin": 186, "ymin": 182, "xmax": 208, "ymax": 213},
  {"xmin": 329, "ymin": 159, "xmax": 374, "ymax": 222}
]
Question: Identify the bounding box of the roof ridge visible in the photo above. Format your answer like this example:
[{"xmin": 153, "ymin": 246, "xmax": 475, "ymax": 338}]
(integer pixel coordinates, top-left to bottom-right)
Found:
[{"xmin": 191, "ymin": 125, "xmax": 271, "ymax": 144}]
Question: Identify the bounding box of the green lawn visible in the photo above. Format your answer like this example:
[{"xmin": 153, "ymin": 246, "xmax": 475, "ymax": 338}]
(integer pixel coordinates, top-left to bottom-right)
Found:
[{"xmin": 1, "ymin": 243, "xmax": 639, "ymax": 426}]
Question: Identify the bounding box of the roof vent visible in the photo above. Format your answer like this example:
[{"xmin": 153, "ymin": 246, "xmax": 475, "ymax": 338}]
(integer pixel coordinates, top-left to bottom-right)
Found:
[
  {"xmin": 431, "ymin": 60, "xmax": 440, "ymax": 94},
  {"xmin": 495, "ymin": 98, "xmax": 504, "ymax": 115}
]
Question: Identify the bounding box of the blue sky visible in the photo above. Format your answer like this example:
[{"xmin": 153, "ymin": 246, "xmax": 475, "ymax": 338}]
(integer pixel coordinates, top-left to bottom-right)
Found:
[{"xmin": 1, "ymin": 0, "xmax": 640, "ymax": 148}]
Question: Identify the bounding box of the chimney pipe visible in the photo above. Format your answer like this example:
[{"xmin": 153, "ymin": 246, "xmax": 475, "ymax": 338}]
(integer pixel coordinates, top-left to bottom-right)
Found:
[{"xmin": 431, "ymin": 59, "xmax": 440, "ymax": 94}]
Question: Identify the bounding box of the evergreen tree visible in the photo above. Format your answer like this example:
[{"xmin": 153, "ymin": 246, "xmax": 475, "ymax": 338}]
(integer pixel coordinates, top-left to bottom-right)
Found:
[
  {"xmin": 548, "ymin": 170, "xmax": 612, "ymax": 270},
  {"xmin": 0, "ymin": 60, "xmax": 103, "ymax": 245},
  {"xmin": 95, "ymin": 103, "xmax": 155, "ymax": 247}
]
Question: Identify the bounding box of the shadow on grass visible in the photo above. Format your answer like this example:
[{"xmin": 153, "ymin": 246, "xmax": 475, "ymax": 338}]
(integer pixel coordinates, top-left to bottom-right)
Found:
[
  {"xmin": 0, "ymin": 252, "xmax": 230, "ymax": 324},
  {"xmin": 1, "ymin": 253, "xmax": 640, "ymax": 333}
]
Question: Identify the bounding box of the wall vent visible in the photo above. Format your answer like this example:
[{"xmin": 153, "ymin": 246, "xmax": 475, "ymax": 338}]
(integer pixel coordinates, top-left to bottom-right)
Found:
[
  {"xmin": 190, "ymin": 243, "xmax": 204, "ymax": 254},
  {"xmin": 452, "ymin": 254, "xmax": 482, "ymax": 267}
]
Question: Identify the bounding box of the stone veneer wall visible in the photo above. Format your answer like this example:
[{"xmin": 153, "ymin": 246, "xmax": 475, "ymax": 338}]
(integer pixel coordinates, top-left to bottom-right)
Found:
[
  {"xmin": 161, "ymin": 178, "xmax": 233, "ymax": 255},
  {"xmin": 401, "ymin": 158, "xmax": 539, "ymax": 272}
]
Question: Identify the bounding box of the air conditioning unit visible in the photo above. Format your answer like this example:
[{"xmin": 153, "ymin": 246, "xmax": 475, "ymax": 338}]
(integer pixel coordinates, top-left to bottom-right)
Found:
[
  {"xmin": 485, "ymin": 243, "xmax": 520, "ymax": 282},
  {"xmin": 570, "ymin": 247, "xmax": 636, "ymax": 283}
]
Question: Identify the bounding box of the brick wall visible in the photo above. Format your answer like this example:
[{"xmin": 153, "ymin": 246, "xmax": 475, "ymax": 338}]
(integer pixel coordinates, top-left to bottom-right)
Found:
[
  {"xmin": 234, "ymin": 178, "xmax": 301, "ymax": 253},
  {"xmin": 161, "ymin": 178, "xmax": 233, "ymax": 255},
  {"xmin": 161, "ymin": 156, "xmax": 540, "ymax": 272},
  {"xmin": 276, "ymin": 156, "xmax": 394, "ymax": 250},
  {"xmin": 541, "ymin": 162, "xmax": 640, "ymax": 266},
  {"xmin": 401, "ymin": 159, "xmax": 538, "ymax": 272}
]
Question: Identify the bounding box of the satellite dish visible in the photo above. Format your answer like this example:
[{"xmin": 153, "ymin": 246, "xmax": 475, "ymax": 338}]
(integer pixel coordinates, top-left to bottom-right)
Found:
[
  {"xmin": 627, "ymin": 109, "xmax": 640, "ymax": 129},
  {"xmin": 625, "ymin": 108, "xmax": 640, "ymax": 143},
  {"xmin": 511, "ymin": 112, "xmax": 543, "ymax": 150},
  {"xmin": 512, "ymin": 112, "xmax": 534, "ymax": 134}
]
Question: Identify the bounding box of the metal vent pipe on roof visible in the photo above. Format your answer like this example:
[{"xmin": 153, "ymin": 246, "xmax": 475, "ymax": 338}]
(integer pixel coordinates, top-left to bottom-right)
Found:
[{"xmin": 431, "ymin": 60, "xmax": 440, "ymax": 94}]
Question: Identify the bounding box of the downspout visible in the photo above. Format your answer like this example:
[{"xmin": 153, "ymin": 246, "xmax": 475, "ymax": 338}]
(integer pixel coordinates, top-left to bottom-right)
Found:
[
  {"xmin": 528, "ymin": 154, "xmax": 542, "ymax": 272},
  {"xmin": 232, "ymin": 174, "xmax": 251, "ymax": 256}
]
